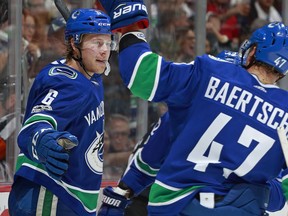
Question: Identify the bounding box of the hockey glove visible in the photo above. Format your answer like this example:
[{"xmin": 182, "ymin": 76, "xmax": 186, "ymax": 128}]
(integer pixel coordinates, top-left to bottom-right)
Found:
[
  {"xmin": 98, "ymin": 186, "xmax": 130, "ymax": 216},
  {"xmin": 30, "ymin": 128, "xmax": 78, "ymax": 180},
  {"xmin": 98, "ymin": 0, "xmax": 149, "ymax": 32}
]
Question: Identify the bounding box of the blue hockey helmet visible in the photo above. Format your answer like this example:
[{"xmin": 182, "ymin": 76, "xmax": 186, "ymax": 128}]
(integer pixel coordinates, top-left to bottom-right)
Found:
[
  {"xmin": 65, "ymin": 8, "xmax": 111, "ymax": 44},
  {"xmin": 239, "ymin": 22, "xmax": 288, "ymax": 75}
]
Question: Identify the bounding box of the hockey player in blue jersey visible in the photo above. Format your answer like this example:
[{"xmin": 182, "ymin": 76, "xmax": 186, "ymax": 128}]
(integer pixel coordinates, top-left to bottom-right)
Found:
[
  {"xmin": 8, "ymin": 8, "xmax": 116, "ymax": 216},
  {"xmin": 98, "ymin": 112, "xmax": 286, "ymax": 215},
  {"xmin": 98, "ymin": 51, "xmax": 287, "ymax": 216},
  {"xmin": 97, "ymin": 0, "xmax": 288, "ymax": 215}
]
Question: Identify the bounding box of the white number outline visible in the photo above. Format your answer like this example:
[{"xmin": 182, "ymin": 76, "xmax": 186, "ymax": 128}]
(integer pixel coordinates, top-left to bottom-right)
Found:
[
  {"xmin": 187, "ymin": 113, "xmax": 275, "ymax": 178},
  {"xmin": 41, "ymin": 89, "xmax": 58, "ymax": 105},
  {"xmin": 274, "ymin": 57, "xmax": 287, "ymax": 68}
]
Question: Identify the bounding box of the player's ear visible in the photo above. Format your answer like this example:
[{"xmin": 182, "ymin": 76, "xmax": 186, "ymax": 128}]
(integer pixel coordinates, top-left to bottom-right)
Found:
[{"xmin": 70, "ymin": 38, "xmax": 77, "ymax": 50}]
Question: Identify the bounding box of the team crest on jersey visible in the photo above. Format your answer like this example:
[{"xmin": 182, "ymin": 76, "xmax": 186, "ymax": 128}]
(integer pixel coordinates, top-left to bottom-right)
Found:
[
  {"xmin": 49, "ymin": 66, "xmax": 78, "ymax": 79},
  {"xmin": 85, "ymin": 131, "xmax": 104, "ymax": 174}
]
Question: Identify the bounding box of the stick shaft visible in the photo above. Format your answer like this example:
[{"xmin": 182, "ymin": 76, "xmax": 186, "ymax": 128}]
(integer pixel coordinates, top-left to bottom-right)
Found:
[{"xmin": 54, "ymin": 0, "xmax": 70, "ymax": 21}]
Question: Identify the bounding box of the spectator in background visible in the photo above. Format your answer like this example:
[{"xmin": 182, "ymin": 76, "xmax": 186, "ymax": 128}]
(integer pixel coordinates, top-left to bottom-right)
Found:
[
  {"xmin": 207, "ymin": 0, "xmax": 250, "ymax": 50},
  {"xmin": 23, "ymin": 0, "xmax": 46, "ymax": 14},
  {"xmin": 104, "ymin": 114, "xmax": 135, "ymax": 180},
  {"xmin": 181, "ymin": 0, "xmax": 195, "ymax": 18},
  {"xmin": 149, "ymin": 8, "xmax": 178, "ymax": 59},
  {"xmin": 47, "ymin": 17, "xmax": 66, "ymax": 57},
  {"xmin": 248, "ymin": 0, "xmax": 282, "ymax": 24},
  {"xmin": 34, "ymin": 17, "xmax": 66, "ymax": 72},
  {"xmin": 0, "ymin": 18, "xmax": 8, "ymax": 80},
  {"xmin": 0, "ymin": 76, "xmax": 20, "ymax": 182},
  {"xmin": 23, "ymin": 0, "xmax": 53, "ymax": 52},
  {"xmin": 175, "ymin": 27, "xmax": 196, "ymax": 62},
  {"xmin": 237, "ymin": 0, "xmax": 282, "ymax": 47},
  {"xmin": 237, "ymin": 0, "xmax": 282, "ymax": 43},
  {"xmin": 106, "ymin": 114, "xmax": 134, "ymax": 150},
  {"xmin": 239, "ymin": 17, "xmax": 270, "ymax": 46},
  {"xmin": 174, "ymin": 8, "xmax": 190, "ymax": 30},
  {"xmin": 148, "ymin": 0, "xmax": 191, "ymax": 59},
  {"xmin": 22, "ymin": 10, "xmax": 41, "ymax": 80},
  {"xmin": 206, "ymin": 12, "xmax": 229, "ymax": 55}
]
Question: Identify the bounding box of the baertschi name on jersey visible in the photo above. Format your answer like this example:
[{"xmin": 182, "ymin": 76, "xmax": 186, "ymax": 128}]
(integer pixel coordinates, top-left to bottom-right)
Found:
[
  {"xmin": 205, "ymin": 76, "xmax": 288, "ymax": 132},
  {"xmin": 84, "ymin": 101, "xmax": 104, "ymax": 126}
]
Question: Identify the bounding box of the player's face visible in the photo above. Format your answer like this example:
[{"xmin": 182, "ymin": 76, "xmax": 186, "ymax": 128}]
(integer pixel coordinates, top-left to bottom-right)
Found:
[{"xmin": 81, "ymin": 34, "xmax": 112, "ymax": 74}]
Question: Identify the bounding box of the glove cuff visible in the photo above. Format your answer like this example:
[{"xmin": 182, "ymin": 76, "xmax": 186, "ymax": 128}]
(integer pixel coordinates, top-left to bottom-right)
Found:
[
  {"xmin": 102, "ymin": 186, "xmax": 130, "ymax": 209},
  {"xmin": 114, "ymin": 187, "xmax": 129, "ymax": 196},
  {"xmin": 119, "ymin": 31, "xmax": 146, "ymax": 51},
  {"xmin": 30, "ymin": 128, "xmax": 54, "ymax": 161}
]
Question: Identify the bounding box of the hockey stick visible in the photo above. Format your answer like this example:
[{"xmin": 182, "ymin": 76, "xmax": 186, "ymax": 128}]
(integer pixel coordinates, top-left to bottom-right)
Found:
[
  {"xmin": 54, "ymin": 0, "xmax": 70, "ymax": 21},
  {"xmin": 277, "ymin": 126, "xmax": 288, "ymax": 166}
]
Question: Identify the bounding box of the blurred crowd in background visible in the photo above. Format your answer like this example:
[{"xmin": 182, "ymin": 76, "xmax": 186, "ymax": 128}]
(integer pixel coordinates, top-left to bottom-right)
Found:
[{"xmin": 0, "ymin": 0, "xmax": 284, "ymax": 182}]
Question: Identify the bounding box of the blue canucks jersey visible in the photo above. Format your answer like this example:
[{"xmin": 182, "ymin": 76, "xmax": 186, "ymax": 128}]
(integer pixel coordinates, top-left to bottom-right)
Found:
[
  {"xmin": 119, "ymin": 35, "xmax": 288, "ymax": 215},
  {"xmin": 122, "ymin": 111, "xmax": 285, "ymax": 213},
  {"xmin": 15, "ymin": 59, "xmax": 105, "ymax": 215}
]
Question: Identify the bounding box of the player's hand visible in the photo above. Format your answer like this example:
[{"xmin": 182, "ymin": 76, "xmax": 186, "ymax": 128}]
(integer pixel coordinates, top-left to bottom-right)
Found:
[
  {"xmin": 30, "ymin": 129, "xmax": 78, "ymax": 180},
  {"xmin": 98, "ymin": 186, "xmax": 130, "ymax": 216},
  {"xmin": 98, "ymin": 0, "xmax": 149, "ymax": 32}
]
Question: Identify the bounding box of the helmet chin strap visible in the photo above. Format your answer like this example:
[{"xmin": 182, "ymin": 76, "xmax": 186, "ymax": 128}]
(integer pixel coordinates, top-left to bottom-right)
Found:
[
  {"xmin": 72, "ymin": 47, "xmax": 93, "ymax": 78},
  {"xmin": 73, "ymin": 46, "xmax": 111, "ymax": 77}
]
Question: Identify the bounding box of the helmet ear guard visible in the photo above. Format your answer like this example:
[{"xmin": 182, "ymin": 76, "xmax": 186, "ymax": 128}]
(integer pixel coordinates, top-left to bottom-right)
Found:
[
  {"xmin": 239, "ymin": 39, "xmax": 253, "ymax": 67},
  {"xmin": 239, "ymin": 22, "xmax": 288, "ymax": 76}
]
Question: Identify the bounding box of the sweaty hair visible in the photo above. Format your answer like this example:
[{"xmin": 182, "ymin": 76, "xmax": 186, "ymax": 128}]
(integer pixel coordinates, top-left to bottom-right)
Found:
[
  {"xmin": 65, "ymin": 38, "xmax": 74, "ymax": 61},
  {"xmin": 248, "ymin": 44, "xmax": 284, "ymax": 80},
  {"xmin": 65, "ymin": 35, "xmax": 87, "ymax": 61},
  {"xmin": 254, "ymin": 61, "xmax": 284, "ymax": 80}
]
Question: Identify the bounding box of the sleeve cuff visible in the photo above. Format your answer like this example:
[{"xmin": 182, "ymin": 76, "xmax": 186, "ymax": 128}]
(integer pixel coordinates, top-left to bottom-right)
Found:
[{"xmin": 119, "ymin": 31, "xmax": 147, "ymax": 51}]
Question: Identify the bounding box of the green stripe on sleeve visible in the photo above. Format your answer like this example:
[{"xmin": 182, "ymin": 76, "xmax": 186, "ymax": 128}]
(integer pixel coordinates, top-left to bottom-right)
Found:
[
  {"xmin": 24, "ymin": 114, "xmax": 57, "ymax": 129},
  {"xmin": 130, "ymin": 53, "xmax": 160, "ymax": 100},
  {"xmin": 135, "ymin": 152, "xmax": 158, "ymax": 176}
]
